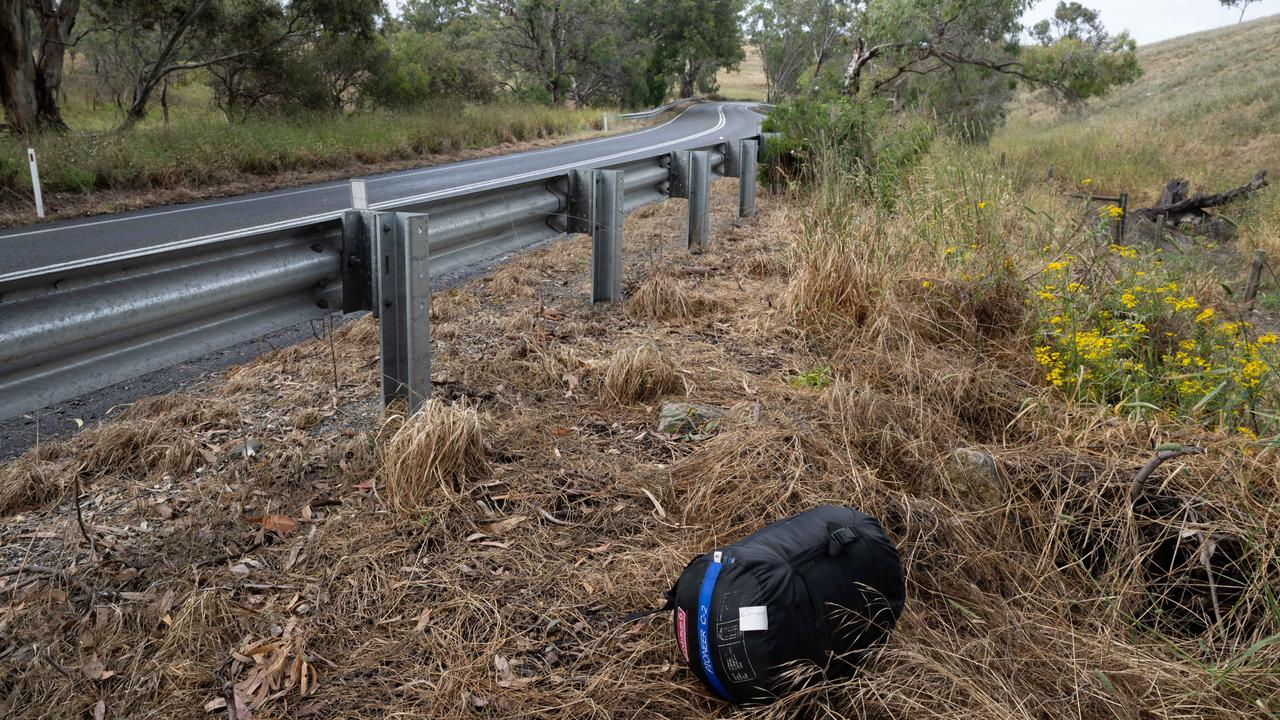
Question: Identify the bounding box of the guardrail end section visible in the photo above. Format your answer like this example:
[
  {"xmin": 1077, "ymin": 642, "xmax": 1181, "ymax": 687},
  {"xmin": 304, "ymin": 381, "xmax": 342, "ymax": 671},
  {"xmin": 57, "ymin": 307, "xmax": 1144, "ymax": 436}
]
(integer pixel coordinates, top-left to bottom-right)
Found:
[
  {"xmin": 378, "ymin": 212, "xmax": 432, "ymax": 413},
  {"xmin": 591, "ymin": 169, "xmax": 624, "ymax": 303}
]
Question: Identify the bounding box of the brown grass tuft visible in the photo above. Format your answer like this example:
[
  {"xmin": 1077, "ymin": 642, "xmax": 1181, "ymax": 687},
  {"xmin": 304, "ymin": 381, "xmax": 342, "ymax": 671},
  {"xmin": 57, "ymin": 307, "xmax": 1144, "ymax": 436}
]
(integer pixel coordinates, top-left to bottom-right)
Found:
[
  {"xmin": 601, "ymin": 342, "xmax": 681, "ymax": 404},
  {"xmin": 381, "ymin": 399, "xmax": 489, "ymax": 510},
  {"xmin": 626, "ymin": 272, "xmax": 696, "ymax": 322}
]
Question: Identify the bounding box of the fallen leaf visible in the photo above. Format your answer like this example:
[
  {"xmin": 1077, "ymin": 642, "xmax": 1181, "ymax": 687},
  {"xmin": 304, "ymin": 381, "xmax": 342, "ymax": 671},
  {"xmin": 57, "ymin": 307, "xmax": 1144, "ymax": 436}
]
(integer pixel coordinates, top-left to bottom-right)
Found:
[
  {"xmin": 245, "ymin": 515, "xmax": 297, "ymax": 534},
  {"xmin": 92, "ymin": 700, "xmax": 105, "ymax": 720},
  {"xmin": 81, "ymin": 653, "xmax": 115, "ymax": 681},
  {"xmin": 485, "ymin": 515, "xmax": 528, "ymax": 535},
  {"xmin": 73, "ymin": 418, "xmax": 84, "ymax": 429},
  {"xmin": 494, "ymin": 654, "xmax": 513, "ymax": 682},
  {"xmin": 151, "ymin": 501, "xmax": 173, "ymax": 520},
  {"xmin": 585, "ymin": 542, "xmax": 613, "ymax": 555},
  {"xmin": 414, "ymin": 607, "xmax": 431, "ymax": 633}
]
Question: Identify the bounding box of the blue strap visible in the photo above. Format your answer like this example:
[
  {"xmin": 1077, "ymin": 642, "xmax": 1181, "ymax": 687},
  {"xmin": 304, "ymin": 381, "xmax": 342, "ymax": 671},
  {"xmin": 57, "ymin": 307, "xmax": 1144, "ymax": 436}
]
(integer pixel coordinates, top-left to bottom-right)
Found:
[{"xmin": 696, "ymin": 553, "xmax": 734, "ymax": 702}]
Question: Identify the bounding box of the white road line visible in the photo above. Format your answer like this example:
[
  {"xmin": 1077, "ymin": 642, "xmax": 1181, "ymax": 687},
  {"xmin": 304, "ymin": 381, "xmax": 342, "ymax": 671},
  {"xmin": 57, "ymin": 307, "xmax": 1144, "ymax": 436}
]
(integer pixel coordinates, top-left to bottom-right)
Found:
[
  {"xmin": 0, "ymin": 105, "xmax": 704, "ymax": 243},
  {"xmin": 2, "ymin": 105, "xmax": 738, "ymax": 282}
]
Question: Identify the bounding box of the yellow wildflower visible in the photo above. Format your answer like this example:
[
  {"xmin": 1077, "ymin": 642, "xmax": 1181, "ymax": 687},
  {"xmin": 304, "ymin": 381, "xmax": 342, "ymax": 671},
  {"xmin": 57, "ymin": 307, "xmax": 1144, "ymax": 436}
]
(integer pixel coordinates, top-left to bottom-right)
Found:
[
  {"xmin": 1067, "ymin": 282, "xmax": 1086, "ymax": 293},
  {"xmin": 1081, "ymin": 178, "xmax": 1093, "ymax": 186},
  {"xmin": 1258, "ymin": 333, "xmax": 1278, "ymax": 345},
  {"xmin": 978, "ymin": 201, "xmax": 988, "ymax": 210},
  {"xmin": 1195, "ymin": 308, "xmax": 1215, "ymax": 324},
  {"xmin": 1109, "ymin": 244, "xmax": 1137, "ymax": 258},
  {"xmin": 921, "ymin": 280, "xmax": 931, "ymax": 289},
  {"xmin": 1045, "ymin": 261, "xmax": 1067, "ymax": 272},
  {"xmin": 1106, "ymin": 205, "xmax": 1124, "ymax": 218},
  {"xmin": 1120, "ymin": 293, "xmax": 1138, "ymax": 309}
]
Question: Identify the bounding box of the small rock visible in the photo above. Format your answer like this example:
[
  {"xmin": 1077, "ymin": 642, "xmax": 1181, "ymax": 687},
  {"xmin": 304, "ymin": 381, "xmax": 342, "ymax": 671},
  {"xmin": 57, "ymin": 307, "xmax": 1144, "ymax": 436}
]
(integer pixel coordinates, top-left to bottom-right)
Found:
[
  {"xmin": 658, "ymin": 402, "xmax": 725, "ymax": 440},
  {"xmin": 950, "ymin": 448, "xmax": 1004, "ymax": 504}
]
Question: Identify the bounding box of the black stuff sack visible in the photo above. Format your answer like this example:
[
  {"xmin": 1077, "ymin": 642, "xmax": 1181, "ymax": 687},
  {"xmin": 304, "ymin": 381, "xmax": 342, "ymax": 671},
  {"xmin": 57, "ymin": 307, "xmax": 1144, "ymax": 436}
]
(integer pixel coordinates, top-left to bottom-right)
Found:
[{"xmin": 664, "ymin": 505, "xmax": 904, "ymax": 704}]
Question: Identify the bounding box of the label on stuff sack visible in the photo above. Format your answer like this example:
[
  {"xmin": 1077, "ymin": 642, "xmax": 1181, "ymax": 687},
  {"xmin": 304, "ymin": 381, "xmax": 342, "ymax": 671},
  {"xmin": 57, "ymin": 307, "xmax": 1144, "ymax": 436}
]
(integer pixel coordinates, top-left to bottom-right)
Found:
[
  {"xmin": 738, "ymin": 606, "xmax": 768, "ymax": 632},
  {"xmin": 716, "ymin": 591, "xmax": 757, "ymax": 683},
  {"xmin": 676, "ymin": 607, "xmax": 690, "ymax": 663}
]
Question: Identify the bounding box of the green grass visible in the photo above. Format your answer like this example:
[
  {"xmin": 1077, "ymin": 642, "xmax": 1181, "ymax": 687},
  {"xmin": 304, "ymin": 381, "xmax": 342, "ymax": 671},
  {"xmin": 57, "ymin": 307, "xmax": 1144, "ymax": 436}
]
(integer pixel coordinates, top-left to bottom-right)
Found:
[{"xmin": 0, "ymin": 101, "xmax": 604, "ymax": 196}]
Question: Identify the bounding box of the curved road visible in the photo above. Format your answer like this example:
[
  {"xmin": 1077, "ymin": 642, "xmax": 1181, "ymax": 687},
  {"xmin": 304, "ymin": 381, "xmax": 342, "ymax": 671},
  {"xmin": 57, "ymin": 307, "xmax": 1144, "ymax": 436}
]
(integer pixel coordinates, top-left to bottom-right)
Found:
[{"xmin": 0, "ymin": 102, "xmax": 765, "ymax": 279}]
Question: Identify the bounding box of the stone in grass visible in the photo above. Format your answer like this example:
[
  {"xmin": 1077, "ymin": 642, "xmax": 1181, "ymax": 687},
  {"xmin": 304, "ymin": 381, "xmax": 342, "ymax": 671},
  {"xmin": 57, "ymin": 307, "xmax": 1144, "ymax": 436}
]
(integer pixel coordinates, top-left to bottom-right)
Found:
[{"xmin": 658, "ymin": 402, "xmax": 725, "ymax": 441}]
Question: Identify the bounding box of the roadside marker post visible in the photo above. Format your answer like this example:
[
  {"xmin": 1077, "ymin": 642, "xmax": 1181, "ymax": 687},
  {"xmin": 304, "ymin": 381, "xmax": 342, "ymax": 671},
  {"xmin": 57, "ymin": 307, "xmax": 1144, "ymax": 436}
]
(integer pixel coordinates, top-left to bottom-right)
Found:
[
  {"xmin": 603, "ymin": 113, "xmax": 610, "ymax": 133},
  {"xmin": 350, "ymin": 179, "xmax": 369, "ymax": 210},
  {"xmin": 688, "ymin": 150, "xmax": 711, "ymax": 250},
  {"xmin": 591, "ymin": 169, "xmax": 624, "ymax": 303},
  {"xmin": 27, "ymin": 148, "xmax": 44, "ymax": 219}
]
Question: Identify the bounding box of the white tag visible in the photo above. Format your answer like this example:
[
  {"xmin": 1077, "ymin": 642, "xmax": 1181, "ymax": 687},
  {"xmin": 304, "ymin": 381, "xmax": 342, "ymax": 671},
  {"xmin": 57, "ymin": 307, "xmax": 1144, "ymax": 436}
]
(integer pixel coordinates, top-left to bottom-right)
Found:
[{"xmin": 739, "ymin": 606, "xmax": 768, "ymax": 632}]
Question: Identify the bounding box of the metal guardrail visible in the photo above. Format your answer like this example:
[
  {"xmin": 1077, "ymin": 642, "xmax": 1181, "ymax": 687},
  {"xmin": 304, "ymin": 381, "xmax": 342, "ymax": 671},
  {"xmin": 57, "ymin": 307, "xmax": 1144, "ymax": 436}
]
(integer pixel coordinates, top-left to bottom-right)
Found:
[{"xmin": 0, "ymin": 136, "xmax": 763, "ymax": 419}]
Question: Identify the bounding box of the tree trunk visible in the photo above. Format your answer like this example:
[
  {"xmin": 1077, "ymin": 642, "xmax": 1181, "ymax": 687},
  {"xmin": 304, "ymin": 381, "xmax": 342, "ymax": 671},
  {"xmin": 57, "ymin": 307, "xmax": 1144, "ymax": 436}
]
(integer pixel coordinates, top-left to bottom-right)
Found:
[
  {"xmin": 842, "ymin": 38, "xmax": 879, "ymax": 97},
  {"xmin": 160, "ymin": 76, "xmax": 170, "ymax": 126},
  {"xmin": 33, "ymin": 0, "xmax": 79, "ymax": 131},
  {"xmin": 679, "ymin": 59, "xmax": 702, "ymax": 99},
  {"xmin": 0, "ymin": 1, "xmax": 39, "ymax": 133}
]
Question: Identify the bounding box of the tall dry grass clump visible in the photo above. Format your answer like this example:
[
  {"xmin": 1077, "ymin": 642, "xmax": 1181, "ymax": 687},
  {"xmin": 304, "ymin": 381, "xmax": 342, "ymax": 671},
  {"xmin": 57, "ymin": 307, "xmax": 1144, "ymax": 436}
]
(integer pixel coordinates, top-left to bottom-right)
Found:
[
  {"xmin": 601, "ymin": 342, "xmax": 681, "ymax": 404},
  {"xmin": 626, "ymin": 272, "xmax": 696, "ymax": 322},
  {"xmin": 381, "ymin": 398, "xmax": 489, "ymax": 510}
]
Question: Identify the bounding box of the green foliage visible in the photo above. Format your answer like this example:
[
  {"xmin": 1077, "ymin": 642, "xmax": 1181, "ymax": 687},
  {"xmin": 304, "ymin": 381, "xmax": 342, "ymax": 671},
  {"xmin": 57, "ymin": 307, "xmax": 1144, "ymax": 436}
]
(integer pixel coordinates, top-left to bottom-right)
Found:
[
  {"xmin": 762, "ymin": 95, "xmax": 934, "ymax": 207},
  {"xmin": 1022, "ymin": 34, "xmax": 1142, "ymax": 105},
  {"xmin": 365, "ymin": 31, "xmax": 494, "ymax": 108},
  {"xmin": 788, "ymin": 366, "xmax": 833, "ymax": 389},
  {"xmin": 57, "ymin": 168, "xmax": 98, "ymax": 193},
  {"xmin": 641, "ymin": 0, "xmax": 747, "ymax": 97}
]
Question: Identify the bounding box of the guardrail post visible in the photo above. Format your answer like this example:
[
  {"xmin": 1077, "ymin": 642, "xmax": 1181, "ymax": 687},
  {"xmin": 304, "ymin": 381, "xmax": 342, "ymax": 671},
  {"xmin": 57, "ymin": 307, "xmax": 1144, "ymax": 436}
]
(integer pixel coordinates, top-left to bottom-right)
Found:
[
  {"xmin": 591, "ymin": 169, "xmax": 624, "ymax": 303},
  {"xmin": 739, "ymin": 139, "xmax": 757, "ymax": 219},
  {"xmin": 376, "ymin": 212, "xmax": 431, "ymax": 412},
  {"xmin": 688, "ymin": 150, "xmax": 711, "ymax": 250}
]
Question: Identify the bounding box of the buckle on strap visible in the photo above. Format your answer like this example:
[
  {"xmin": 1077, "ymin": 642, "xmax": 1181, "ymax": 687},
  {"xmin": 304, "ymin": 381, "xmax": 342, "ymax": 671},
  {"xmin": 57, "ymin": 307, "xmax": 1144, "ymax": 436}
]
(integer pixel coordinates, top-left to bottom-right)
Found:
[{"xmin": 829, "ymin": 526, "xmax": 860, "ymax": 555}]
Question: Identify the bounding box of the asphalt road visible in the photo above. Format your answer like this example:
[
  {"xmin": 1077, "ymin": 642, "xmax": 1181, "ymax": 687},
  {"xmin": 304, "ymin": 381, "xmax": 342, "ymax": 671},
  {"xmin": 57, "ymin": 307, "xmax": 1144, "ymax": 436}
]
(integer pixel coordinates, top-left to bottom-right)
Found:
[{"xmin": 0, "ymin": 101, "xmax": 765, "ymax": 279}]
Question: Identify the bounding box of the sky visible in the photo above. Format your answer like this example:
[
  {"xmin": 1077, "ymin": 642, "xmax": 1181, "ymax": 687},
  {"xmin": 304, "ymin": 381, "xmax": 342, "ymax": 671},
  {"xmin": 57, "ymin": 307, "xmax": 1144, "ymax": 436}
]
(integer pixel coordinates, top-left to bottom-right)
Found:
[{"xmin": 1022, "ymin": 0, "xmax": 1277, "ymax": 45}]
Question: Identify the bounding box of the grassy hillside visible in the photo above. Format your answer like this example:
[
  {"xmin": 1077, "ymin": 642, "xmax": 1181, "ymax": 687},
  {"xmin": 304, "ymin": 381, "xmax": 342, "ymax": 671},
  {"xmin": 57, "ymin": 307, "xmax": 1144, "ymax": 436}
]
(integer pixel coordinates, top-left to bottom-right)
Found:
[
  {"xmin": 716, "ymin": 45, "xmax": 769, "ymax": 101},
  {"xmin": 995, "ymin": 13, "xmax": 1280, "ymax": 251}
]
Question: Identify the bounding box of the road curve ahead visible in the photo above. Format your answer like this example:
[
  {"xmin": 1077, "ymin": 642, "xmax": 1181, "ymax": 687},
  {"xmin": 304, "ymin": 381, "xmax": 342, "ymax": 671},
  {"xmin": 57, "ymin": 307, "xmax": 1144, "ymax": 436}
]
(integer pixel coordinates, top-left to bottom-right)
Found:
[{"xmin": 0, "ymin": 102, "xmax": 765, "ymax": 279}]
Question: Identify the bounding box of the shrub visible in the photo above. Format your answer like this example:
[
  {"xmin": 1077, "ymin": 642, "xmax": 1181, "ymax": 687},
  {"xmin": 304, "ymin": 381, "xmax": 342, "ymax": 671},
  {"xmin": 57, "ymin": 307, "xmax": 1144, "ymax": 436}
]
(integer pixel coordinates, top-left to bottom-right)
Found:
[{"xmin": 1030, "ymin": 232, "xmax": 1280, "ymax": 438}]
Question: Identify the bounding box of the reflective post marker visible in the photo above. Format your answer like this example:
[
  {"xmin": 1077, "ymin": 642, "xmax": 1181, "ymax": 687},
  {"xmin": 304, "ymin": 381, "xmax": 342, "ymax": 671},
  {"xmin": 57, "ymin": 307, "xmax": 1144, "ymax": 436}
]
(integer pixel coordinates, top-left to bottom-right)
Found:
[
  {"xmin": 350, "ymin": 179, "xmax": 368, "ymax": 211},
  {"xmin": 27, "ymin": 148, "xmax": 44, "ymax": 219}
]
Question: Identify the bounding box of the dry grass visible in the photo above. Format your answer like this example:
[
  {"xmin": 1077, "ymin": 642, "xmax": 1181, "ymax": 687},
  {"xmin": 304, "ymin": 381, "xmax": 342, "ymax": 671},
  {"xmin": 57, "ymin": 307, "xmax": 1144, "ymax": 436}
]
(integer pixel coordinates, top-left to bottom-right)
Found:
[
  {"xmin": 601, "ymin": 342, "xmax": 683, "ymax": 404},
  {"xmin": 626, "ymin": 272, "xmax": 697, "ymax": 322},
  {"xmin": 717, "ymin": 45, "xmax": 769, "ymax": 102},
  {"xmin": 0, "ymin": 173, "xmax": 1277, "ymax": 720},
  {"xmin": 381, "ymin": 398, "xmax": 490, "ymax": 510}
]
